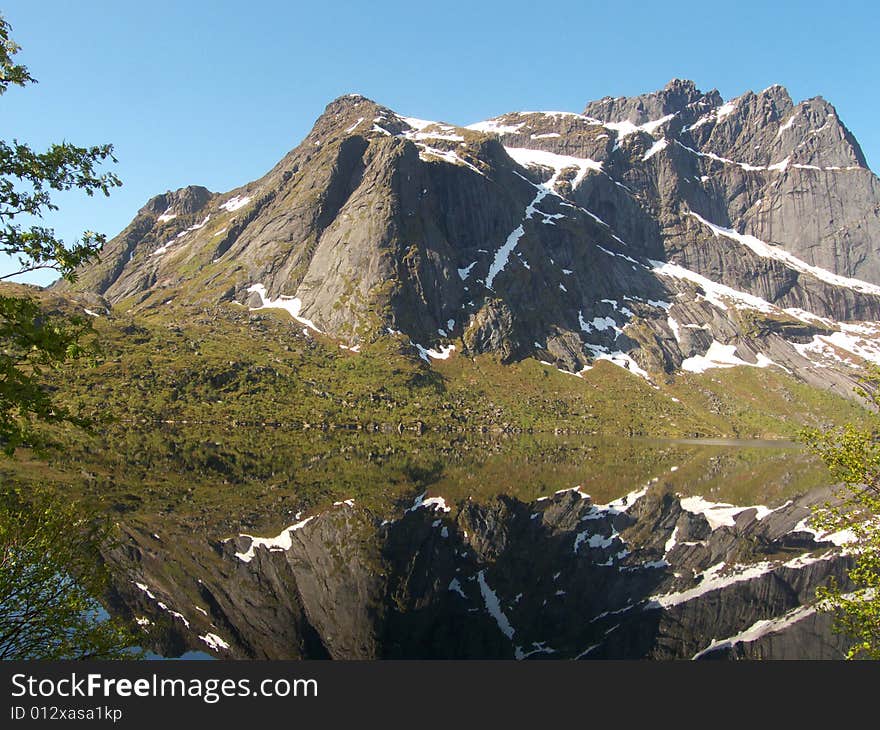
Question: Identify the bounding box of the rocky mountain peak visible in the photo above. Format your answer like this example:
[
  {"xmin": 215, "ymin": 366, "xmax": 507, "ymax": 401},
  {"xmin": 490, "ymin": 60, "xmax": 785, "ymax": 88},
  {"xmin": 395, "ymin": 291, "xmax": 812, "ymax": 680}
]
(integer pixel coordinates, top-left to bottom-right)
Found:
[
  {"xmin": 798, "ymin": 96, "xmax": 868, "ymax": 168},
  {"xmin": 583, "ymin": 78, "xmax": 717, "ymax": 125},
  {"xmin": 758, "ymin": 82, "xmax": 793, "ymax": 106},
  {"xmin": 143, "ymin": 185, "xmax": 214, "ymax": 218},
  {"xmin": 664, "ymin": 77, "xmax": 698, "ymax": 93},
  {"xmin": 307, "ymin": 94, "xmax": 407, "ymax": 142},
  {"xmin": 685, "ymin": 86, "xmax": 868, "ymax": 170},
  {"xmin": 726, "ymin": 85, "xmax": 796, "ymax": 127},
  {"xmin": 319, "ymin": 92, "xmax": 383, "ymax": 120}
]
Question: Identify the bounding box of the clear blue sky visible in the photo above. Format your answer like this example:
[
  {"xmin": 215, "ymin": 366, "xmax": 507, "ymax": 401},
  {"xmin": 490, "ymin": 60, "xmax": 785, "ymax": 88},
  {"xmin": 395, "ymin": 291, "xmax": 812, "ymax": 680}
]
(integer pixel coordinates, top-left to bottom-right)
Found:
[{"xmin": 2, "ymin": 0, "xmax": 878, "ymax": 285}]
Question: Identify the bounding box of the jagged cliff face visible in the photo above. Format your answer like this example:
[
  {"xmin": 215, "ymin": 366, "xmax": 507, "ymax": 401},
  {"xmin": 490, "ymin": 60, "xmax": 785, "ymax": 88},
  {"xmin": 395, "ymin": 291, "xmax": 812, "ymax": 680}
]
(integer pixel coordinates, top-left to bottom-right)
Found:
[
  {"xmin": 62, "ymin": 80, "xmax": 880, "ymax": 393},
  {"xmin": 112, "ymin": 483, "xmax": 853, "ymax": 660}
]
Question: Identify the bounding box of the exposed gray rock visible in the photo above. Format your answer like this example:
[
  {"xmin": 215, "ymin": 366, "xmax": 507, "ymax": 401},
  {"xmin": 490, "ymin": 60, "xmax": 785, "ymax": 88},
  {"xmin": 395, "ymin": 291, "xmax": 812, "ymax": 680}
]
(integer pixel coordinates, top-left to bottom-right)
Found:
[
  {"xmin": 106, "ymin": 485, "xmax": 854, "ymax": 660},
  {"xmin": 584, "ymin": 78, "xmax": 720, "ymax": 128}
]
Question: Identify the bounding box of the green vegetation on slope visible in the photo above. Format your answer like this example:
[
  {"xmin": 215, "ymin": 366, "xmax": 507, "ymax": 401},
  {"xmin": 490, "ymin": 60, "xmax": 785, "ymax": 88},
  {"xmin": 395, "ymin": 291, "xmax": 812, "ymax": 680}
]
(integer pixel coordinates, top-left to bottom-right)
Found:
[{"xmin": 49, "ymin": 298, "xmax": 870, "ymax": 441}]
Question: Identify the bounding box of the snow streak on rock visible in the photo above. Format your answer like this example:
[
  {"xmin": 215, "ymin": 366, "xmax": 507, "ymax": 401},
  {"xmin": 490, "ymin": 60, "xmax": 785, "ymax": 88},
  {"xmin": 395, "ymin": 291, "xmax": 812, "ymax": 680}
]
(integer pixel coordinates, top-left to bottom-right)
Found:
[{"xmin": 246, "ymin": 283, "xmax": 323, "ymax": 334}]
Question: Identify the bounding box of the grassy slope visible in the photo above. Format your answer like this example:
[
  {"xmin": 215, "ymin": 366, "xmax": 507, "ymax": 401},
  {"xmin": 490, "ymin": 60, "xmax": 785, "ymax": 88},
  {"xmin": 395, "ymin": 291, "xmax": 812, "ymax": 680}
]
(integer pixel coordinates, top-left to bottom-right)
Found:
[{"xmin": 60, "ymin": 297, "xmax": 869, "ymax": 438}]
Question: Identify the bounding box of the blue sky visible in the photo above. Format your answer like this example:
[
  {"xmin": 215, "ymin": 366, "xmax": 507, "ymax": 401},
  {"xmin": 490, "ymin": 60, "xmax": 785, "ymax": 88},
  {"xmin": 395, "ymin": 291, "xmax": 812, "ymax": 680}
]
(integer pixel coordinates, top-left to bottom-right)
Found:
[{"xmin": 2, "ymin": 0, "xmax": 878, "ymax": 284}]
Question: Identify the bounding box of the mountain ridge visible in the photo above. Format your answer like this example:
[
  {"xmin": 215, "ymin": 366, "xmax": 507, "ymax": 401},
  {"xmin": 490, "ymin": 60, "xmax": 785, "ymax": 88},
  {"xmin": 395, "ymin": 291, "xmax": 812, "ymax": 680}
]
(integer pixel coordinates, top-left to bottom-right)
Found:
[{"xmin": 58, "ymin": 79, "xmax": 880, "ymax": 401}]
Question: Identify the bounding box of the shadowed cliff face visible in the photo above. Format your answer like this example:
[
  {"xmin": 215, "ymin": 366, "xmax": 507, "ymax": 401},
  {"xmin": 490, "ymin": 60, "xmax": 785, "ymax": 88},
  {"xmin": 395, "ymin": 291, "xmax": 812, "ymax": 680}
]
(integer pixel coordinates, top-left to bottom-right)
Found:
[
  {"xmin": 58, "ymin": 82, "xmax": 880, "ymax": 394},
  {"xmin": 107, "ymin": 484, "xmax": 853, "ymax": 660}
]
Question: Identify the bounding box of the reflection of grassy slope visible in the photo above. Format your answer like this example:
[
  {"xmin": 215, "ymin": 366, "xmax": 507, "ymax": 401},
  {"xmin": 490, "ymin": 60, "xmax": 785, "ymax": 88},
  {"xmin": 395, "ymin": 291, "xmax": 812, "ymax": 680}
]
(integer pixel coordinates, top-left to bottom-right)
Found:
[
  {"xmin": 1, "ymin": 429, "xmax": 446, "ymax": 536},
  {"xmin": 0, "ymin": 427, "xmax": 830, "ymax": 538},
  {"xmin": 427, "ymin": 439, "xmax": 826, "ymax": 508},
  {"xmin": 642, "ymin": 444, "xmax": 829, "ymax": 506}
]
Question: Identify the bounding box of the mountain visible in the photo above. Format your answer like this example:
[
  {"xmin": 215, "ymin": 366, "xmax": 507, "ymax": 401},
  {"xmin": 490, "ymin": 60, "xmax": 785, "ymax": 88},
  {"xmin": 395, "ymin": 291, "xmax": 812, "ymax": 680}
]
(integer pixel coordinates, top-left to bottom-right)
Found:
[
  {"xmin": 60, "ymin": 79, "xmax": 880, "ymax": 401},
  {"xmin": 39, "ymin": 79, "xmax": 880, "ymax": 659}
]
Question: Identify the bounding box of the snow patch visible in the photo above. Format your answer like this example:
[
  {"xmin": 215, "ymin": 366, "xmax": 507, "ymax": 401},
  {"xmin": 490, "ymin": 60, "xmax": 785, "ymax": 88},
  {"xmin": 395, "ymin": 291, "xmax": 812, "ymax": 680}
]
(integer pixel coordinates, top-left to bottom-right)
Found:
[
  {"xmin": 571, "ymin": 485, "xmax": 650, "ymax": 555},
  {"xmin": 675, "ymin": 139, "xmax": 861, "ymax": 174},
  {"xmin": 688, "ymin": 211, "xmax": 880, "ymax": 297},
  {"xmin": 693, "ymin": 604, "xmax": 816, "ymax": 659},
  {"xmin": 199, "ymin": 633, "xmax": 230, "ymax": 651},
  {"xmin": 649, "ymin": 259, "xmax": 776, "ymax": 313},
  {"xmin": 664, "ymin": 525, "xmax": 679, "ymax": 554},
  {"xmin": 605, "ymin": 113, "xmax": 675, "ymax": 141},
  {"xmin": 504, "ymin": 147, "xmax": 603, "ymax": 192},
  {"xmin": 587, "ymin": 347, "xmax": 650, "ymax": 380},
  {"xmin": 449, "ymin": 578, "xmax": 467, "ymax": 598},
  {"xmin": 219, "ymin": 195, "xmax": 251, "ymax": 212},
  {"xmin": 465, "ymin": 119, "xmax": 525, "ymax": 135},
  {"xmin": 515, "ymin": 642, "xmax": 556, "ymax": 659},
  {"xmin": 680, "ymin": 496, "xmax": 790, "ymax": 531},
  {"xmin": 344, "ymin": 117, "xmax": 365, "ymax": 133},
  {"xmin": 777, "ymin": 115, "xmax": 797, "ymax": 137},
  {"xmin": 642, "ymin": 138, "xmax": 668, "ymax": 161},
  {"xmin": 793, "ymin": 326, "xmax": 880, "ymax": 368},
  {"xmin": 716, "ymin": 102, "xmax": 736, "ymax": 119},
  {"xmin": 134, "ymin": 582, "xmax": 156, "ymax": 600},
  {"xmin": 398, "ymin": 116, "xmax": 434, "ymax": 131},
  {"xmin": 791, "ymin": 516, "xmax": 857, "ymax": 546},
  {"xmin": 415, "ymin": 143, "xmax": 484, "ymax": 175},
  {"xmin": 647, "ymin": 552, "xmax": 836, "ymax": 610},
  {"xmin": 235, "ymin": 514, "xmax": 315, "ymax": 563},
  {"xmin": 406, "ymin": 492, "xmax": 451, "ymax": 514},
  {"xmin": 477, "ymin": 570, "xmax": 515, "ymax": 640},
  {"xmin": 246, "ymin": 283, "xmax": 323, "ymax": 334},
  {"xmin": 681, "ymin": 340, "xmax": 776, "ymax": 373},
  {"xmin": 680, "ymin": 496, "xmax": 749, "ymax": 530},
  {"xmin": 412, "ymin": 342, "xmax": 456, "ymax": 362}
]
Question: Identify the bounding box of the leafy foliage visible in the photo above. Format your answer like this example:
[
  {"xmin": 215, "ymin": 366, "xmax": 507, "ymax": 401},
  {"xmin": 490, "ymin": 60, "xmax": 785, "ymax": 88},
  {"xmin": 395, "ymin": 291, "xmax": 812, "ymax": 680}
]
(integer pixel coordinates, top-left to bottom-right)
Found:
[
  {"xmin": 0, "ymin": 17, "xmax": 33, "ymax": 92},
  {"xmin": 0, "ymin": 487, "xmax": 139, "ymax": 659},
  {"xmin": 0, "ymin": 15, "xmax": 119, "ymax": 283},
  {"xmin": 0, "ymin": 14, "xmax": 118, "ymax": 454},
  {"xmin": 802, "ymin": 364, "xmax": 880, "ymax": 659},
  {"xmin": 0, "ymin": 293, "xmax": 95, "ymax": 455},
  {"xmin": 0, "ymin": 16, "xmax": 135, "ymax": 659}
]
